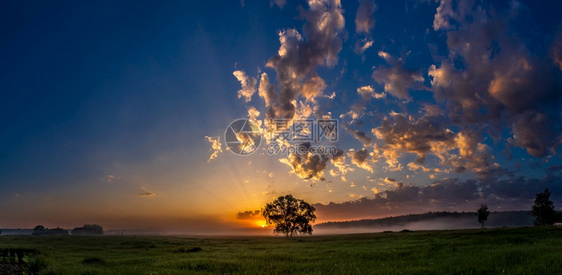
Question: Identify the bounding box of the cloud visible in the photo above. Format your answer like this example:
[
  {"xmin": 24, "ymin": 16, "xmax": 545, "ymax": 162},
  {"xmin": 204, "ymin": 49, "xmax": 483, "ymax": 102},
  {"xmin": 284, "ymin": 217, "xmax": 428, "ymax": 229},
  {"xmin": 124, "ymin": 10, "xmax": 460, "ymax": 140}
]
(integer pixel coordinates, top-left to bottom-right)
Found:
[
  {"xmin": 552, "ymin": 29, "xmax": 562, "ymax": 70},
  {"xmin": 259, "ymin": 0, "xmax": 344, "ymax": 122},
  {"xmin": 343, "ymin": 123, "xmax": 373, "ymax": 147},
  {"xmin": 219, "ymin": 0, "xmax": 561, "ymax": 196},
  {"xmin": 348, "ymin": 148, "xmax": 374, "ymax": 173},
  {"xmin": 511, "ymin": 111, "xmax": 562, "ymax": 158},
  {"xmin": 104, "ymin": 174, "xmax": 121, "ymax": 183},
  {"xmin": 428, "ymin": 0, "xmax": 562, "ymax": 157},
  {"xmin": 271, "ymin": 0, "xmax": 286, "ymax": 8},
  {"xmin": 357, "ymin": 85, "xmax": 374, "ymax": 100},
  {"xmin": 232, "ymin": 0, "xmax": 347, "ymax": 181},
  {"xmin": 138, "ymin": 187, "xmax": 156, "ymax": 197},
  {"xmin": 420, "ymin": 103, "xmax": 444, "ymax": 117},
  {"xmin": 332, "ymin": 148, "xmax": 354, "ymax": 176},
  {"xmin": 368, "ymin": 112, "xmax": 503, "ymax": 177},
  {"xmin": 356, "ymin": 85, "xmax": 385, "ymax": 101},
  {"xmin": 341, "ymin": 103, "xmax": 367, "ymax": 123},
  {"xmin": 233, "ymin": 70, "xmax": 257, "ymax": 102},
  {"xmin": 449, "ymin": 130, "xmax": 498, "ymax": 177},
  {"xmin": 257, "ymin": 73, "xmax": 276, "ymax": 109},
  {"xmin": 372, "ymin": 51, "xmax": 425, "ymax": 100},
  {"xmin": 301, "ymin": 75, "xmax": 327, "ymax": 102},
  {"xmin": 384, "ymin": 177, "xmax": 395, "ymax": 183},
  {"xmin": 354, "ymin": 38, "xmax": 374, "ymax": 54},
  {"xmin": 247, "ymin": 107, "xmax": 261, "ymax": 128},
  {"xmin": 314, "ymin": 172, "xmax": 562, "ymax": 220},
  {"xmin": 547, "ymin": 164, "xmax": 562, "ymax": 174},
  {"xmin": 236, "ymin": 209, "xmax": 262, "ymax": 220},
  {"xmin": 407, "ymin": 161, "xmax": 449, "ymax": 174},
  {"xmin": 280, "ymin": 143, "xmax": 330, "ymax": 181},
  {"xmin": 373, "ymin": 114, "xmax": 456, "ymax": 163},
  {"xmin": 235, "ymin": 131, "xmax": 257, "ymax": 154},
  {"xmin": 280, "ymin": 143, "xmax": 345, "ymax": 181},
  {"xmin": 355, "ymin": 0, "xmax": 376, "ymax": 34},
  {"xmin": 281, "ymin": 152, "xmax": 329, "ymax": 181},
  {"xmin": 205, "ymin": 136, "xmax": 223, "ymax": 162},
  {"xmin": 351, "ymin": 129, "xmax": 373, "ymax": 146},
  {"xmin": 455, "ymin": 130, "xmax": 481, "ymax": 159},
  {"xmin": 433, "ymin": 0, "xmax": 456, "ymax": 31}
]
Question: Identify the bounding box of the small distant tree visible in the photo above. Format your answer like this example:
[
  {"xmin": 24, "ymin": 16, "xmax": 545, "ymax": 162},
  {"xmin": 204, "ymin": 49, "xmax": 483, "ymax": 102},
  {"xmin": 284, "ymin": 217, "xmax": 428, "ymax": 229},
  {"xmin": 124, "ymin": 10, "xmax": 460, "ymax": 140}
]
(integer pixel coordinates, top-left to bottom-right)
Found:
[
  {"xmin": 532, "ymin": 189, "xmax": 555, "ymax": 226},
  {"xmin": 32, "ymin": 225, "xmax": 46, "ymax": 236},
  {"xmin": 477, "ymin": 204, "xmax": 490, "ymax": 229},
  {"xmin": 263, "ymin": 195, "xmax": 316, "ymax": 237},
  {"xmin": 33, "ymin": 225, "xmax": 45, "ymax": 231}
]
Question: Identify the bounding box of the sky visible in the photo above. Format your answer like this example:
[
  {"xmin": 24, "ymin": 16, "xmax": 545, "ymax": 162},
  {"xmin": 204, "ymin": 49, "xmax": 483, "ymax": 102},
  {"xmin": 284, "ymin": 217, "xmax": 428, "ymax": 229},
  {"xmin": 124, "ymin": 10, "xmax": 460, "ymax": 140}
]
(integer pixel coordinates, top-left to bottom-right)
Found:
[{"xmin": 1, "ymin": 0, "xmax": 562, "ymax": 234}]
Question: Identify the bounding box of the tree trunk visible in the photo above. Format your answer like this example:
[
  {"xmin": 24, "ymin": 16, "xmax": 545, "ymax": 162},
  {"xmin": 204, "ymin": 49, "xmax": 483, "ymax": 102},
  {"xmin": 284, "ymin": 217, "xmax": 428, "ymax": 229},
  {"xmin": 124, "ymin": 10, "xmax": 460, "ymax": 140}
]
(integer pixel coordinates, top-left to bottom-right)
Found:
[{"xmin": 481, "ymin": 222, "xmax": 484, "ymax": 229}]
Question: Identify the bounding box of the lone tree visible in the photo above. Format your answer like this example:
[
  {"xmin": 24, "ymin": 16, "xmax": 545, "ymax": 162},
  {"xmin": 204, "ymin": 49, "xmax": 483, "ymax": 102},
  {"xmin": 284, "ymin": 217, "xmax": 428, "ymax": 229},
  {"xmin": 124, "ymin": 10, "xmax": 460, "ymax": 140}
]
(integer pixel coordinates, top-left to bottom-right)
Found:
[
  {"xmin": 477, "ymin": 204, "xmax": 490, "ymax": 229},
  {"xmin": 532, "ymin": 188, "xmax": 555, "ymax": 226},
  {"xmin": 263, "ymin": 195, "xmax": 316, "ymax": 237},
  {"xmin": 32, "ymin": 225, "xmax": 46, "ymax": 236}
]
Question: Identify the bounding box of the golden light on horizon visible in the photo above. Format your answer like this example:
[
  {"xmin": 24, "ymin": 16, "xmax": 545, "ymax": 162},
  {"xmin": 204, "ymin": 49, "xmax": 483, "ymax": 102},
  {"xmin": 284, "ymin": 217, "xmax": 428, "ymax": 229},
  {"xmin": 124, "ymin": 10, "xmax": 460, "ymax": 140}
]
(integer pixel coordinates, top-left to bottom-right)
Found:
[{"xmin": 255, "ymin": 220, "xmax": 267, "ymax": 228}]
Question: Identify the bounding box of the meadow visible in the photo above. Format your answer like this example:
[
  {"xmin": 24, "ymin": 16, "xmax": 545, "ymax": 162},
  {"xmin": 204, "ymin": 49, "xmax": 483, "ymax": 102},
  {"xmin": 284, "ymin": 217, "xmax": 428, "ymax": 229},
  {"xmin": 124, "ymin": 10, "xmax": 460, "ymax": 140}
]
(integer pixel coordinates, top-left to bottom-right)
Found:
[{"xmin": 1, "ymin": 226, "xmax": 561, "ymax": 274}]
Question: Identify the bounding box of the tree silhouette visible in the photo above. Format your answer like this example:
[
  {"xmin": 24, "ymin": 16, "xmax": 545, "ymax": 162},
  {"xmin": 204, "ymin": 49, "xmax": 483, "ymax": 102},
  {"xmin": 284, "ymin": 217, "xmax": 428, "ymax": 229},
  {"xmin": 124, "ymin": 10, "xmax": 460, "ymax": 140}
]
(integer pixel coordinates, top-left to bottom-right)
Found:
[
  {"xmin": 32, "ymin": 225, "xmax": 46, "ymax": 236},
  {"xmin": 532, "ymin": 188, "xmax": 555, "ymax": 226},
  {"xmin": 476, "ymin": 204, "xmax": 490, "ymax": 229},
  {"xmin": 263, "ymin": 195, "xmax": 316, "ymax": 237},
  {"xmin": 33, "ymin": 225, "xmax": 45, "ymax": 232}
]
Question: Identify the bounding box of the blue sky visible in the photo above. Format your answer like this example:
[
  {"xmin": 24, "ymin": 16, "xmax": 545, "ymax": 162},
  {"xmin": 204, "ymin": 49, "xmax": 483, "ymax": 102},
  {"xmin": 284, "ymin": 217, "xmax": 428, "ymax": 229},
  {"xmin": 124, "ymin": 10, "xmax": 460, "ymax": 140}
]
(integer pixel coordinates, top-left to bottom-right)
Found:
[{"xmin": 1, "ymin": 0, "xmax": 562, "ymax": 232}]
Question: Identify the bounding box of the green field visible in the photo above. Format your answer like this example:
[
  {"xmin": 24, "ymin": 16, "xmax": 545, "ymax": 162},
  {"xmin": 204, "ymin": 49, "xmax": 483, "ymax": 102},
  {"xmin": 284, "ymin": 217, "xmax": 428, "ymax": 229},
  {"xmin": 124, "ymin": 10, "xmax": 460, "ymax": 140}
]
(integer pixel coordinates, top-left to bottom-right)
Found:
[{"xmin": 1, "ymin": 226, "xmax": 562, "ymax": 274}]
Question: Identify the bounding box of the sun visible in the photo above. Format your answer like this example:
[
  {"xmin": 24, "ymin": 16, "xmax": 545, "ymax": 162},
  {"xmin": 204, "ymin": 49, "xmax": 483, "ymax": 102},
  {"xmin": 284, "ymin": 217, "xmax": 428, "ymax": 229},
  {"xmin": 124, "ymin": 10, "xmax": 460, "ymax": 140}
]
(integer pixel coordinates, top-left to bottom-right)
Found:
[{"xmin": 255, "ymin": 220, "xmax": 267, "ymax": 228}]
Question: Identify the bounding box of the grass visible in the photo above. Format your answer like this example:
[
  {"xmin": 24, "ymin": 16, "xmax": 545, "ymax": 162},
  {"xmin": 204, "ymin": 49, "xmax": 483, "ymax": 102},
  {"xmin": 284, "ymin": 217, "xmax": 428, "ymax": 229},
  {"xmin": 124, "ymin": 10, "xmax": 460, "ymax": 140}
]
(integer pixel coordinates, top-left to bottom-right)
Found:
[{"xmin": 0, "ymin": 226, "xmax": 561, "ymax": 274}]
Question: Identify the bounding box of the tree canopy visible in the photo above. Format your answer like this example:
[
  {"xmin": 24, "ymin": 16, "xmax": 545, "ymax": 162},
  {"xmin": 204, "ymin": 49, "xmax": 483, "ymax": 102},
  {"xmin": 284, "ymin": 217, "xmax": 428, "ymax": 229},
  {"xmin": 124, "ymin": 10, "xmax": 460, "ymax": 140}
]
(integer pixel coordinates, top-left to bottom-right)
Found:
[
  {"xmin": 33, "ymin": 225, "xmax": 45, "ymax": 232},
  {"xmin": 532, "ymin": 189, "xmax": 555, "ymax": 226},
  {"xmin": 263, "ymin": 195, "xmax": 316, "ymax": 237}
]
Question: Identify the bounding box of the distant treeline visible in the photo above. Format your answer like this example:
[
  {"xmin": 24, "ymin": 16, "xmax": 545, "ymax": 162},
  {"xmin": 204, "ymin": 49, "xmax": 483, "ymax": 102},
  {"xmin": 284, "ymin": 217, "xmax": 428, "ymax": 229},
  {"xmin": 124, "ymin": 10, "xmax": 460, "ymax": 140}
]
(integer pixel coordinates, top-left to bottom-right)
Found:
[
  {"xmin": 0, "ymin": 224, "xmax": 104, "ymax": 236},
  {"xmin": 32, "ymin": 226, "xmax": 69, "ymax": 236},
  {"xmin": 316, "ymin": 211, "xmax": 537, "ymax": 229},
  {"xmin": 71, "ymin": 224, "xmax": 103, "ymax": 235}
]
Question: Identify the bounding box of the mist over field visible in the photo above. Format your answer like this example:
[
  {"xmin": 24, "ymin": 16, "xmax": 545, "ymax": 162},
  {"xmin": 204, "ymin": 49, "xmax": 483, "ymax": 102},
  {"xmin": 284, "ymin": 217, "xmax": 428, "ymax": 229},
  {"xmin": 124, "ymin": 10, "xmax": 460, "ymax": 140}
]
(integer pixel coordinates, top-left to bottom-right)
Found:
[
  {"xmin": 314, "ymin": 211, "xmax": 535, "ymax": 235},
  {"xmin": 92, "ymin": 211, "xmax": 539, "ymax": 236}
]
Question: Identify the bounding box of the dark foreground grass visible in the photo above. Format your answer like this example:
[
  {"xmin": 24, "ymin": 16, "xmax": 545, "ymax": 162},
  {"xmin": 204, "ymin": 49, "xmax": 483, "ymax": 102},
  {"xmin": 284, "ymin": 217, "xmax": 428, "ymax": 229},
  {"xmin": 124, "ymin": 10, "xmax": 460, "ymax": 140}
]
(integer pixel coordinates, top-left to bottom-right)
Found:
[{"xmin": 1, "ymin": 226, "xmax": 561, "ymax": 274}]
